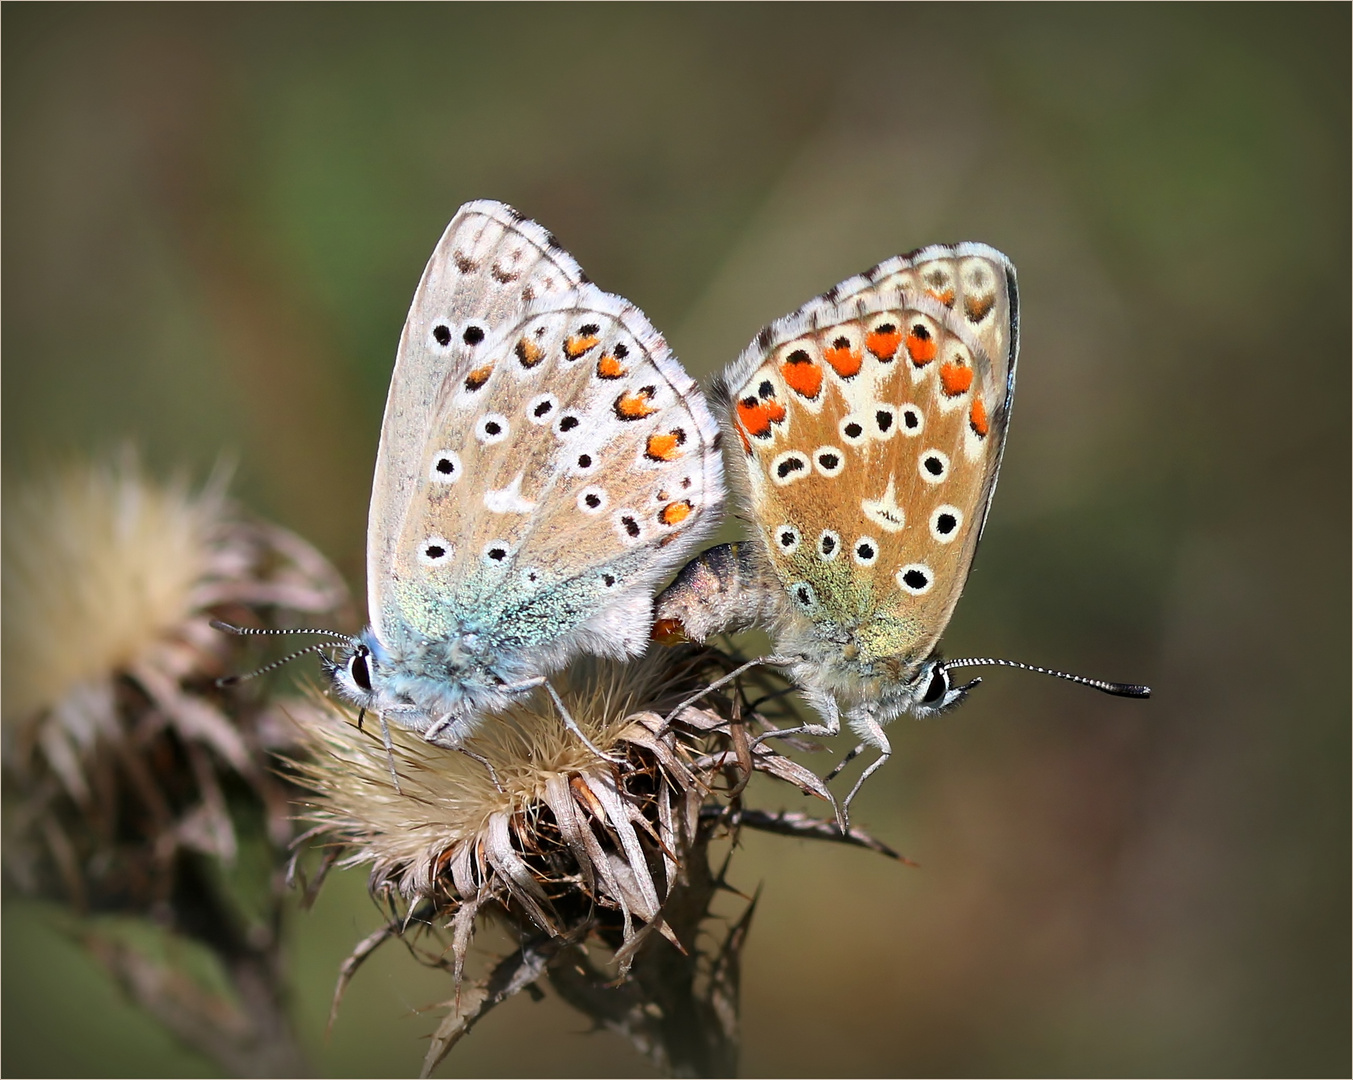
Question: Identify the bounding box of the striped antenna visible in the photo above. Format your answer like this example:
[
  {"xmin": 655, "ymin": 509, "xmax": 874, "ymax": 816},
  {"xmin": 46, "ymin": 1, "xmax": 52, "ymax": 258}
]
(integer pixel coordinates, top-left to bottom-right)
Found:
[
  {"xmin": 211, "ymin": 620, "xmax": 354, "ymax": 687},
  {"xmin": 941, "ymin": 657, "xmax": 1151, "ymax": 699}
]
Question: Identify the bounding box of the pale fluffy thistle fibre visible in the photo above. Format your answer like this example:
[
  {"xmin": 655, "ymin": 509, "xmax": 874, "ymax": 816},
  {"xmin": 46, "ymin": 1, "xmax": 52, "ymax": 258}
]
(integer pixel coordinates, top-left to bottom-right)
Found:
[
  {"xmin": 291, "ymin": 658, "xmax": 706, "ymax": 958},
  {"xmin": 3, "ymin": 457, "xmax": 218, "ymax": 721}
]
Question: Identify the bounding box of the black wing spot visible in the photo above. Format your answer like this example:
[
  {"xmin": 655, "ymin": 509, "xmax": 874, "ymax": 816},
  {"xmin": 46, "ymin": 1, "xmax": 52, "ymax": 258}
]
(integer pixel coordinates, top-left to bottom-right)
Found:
[
  {"xmin": 937, "ymin": 513, "xmax": 957, "ymax": 535},
  {"xmin": 432, "ymin": 324, "xmax": 452, "ymax": 346},
  {"xmin": 903, "ymin": 568, "xmax": 929, "ymax": 589},
  {"xmin": 758, "ymin": 380, "xmax": 775, "ymax": 399},
  {"xmin": 776, "ymin": 455, "xmax": 807, "ymax": 479},
  {"xmin": 463, "ymin": 324, "xmax": 485, "ymax": 345},
  {"xmin": 559, "ymin": 415, "xmax": 580, "ymax": 432},
  {"xmin": 621, "ymin": 516, "xmax": 641, "ymax": 538}
]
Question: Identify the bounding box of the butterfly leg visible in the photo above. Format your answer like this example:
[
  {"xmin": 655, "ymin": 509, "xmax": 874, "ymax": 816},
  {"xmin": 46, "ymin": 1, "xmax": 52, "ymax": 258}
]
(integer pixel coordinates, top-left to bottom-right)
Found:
[
  {"xmin": 377, "ymin": 713, "xmax": 402, "ymax": 794},
  {"xmin": 500, "ymin": 675, "xmax": 625, "ymax": 764},
  {"xmin": 454, "ymin": 746, "xmax": 504, "ymax": 793},
  {"xmin": 661, "ymin": 654, "xmax": 800, "ymax": 728},
  {"xmin": 838, "ymin": 710, "xmax": 892, "ymax": 835},
  {"xmin": 823, "ymin": 743, "xmax": 867, "ymax": 784}
]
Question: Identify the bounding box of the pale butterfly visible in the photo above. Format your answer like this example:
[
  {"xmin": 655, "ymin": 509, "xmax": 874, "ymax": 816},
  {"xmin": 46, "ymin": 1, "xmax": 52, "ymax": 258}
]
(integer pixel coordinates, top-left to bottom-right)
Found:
[
  {"xmin": 224, "ymin": 201, "xmax": 725, "ymax": 782},
  {"xmin": 654, "ymin": 243, "xmax": 1148, "ymax": 828}
]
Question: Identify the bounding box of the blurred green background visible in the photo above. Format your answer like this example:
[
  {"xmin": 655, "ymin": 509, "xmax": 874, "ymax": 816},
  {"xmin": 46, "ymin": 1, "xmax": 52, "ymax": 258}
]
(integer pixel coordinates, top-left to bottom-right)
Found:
[{"xmin": 4, "ymin": 4, "xmax": 1348, "ymax": 1076}]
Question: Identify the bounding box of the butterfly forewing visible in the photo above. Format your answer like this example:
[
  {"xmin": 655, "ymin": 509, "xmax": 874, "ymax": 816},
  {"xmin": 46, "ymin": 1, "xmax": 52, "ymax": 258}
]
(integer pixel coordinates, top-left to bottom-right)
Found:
[
  {"xmin": 723, "ymin": 244, "xmax": 1016, "ymax": 671},
  {"xmin": 370, "ymin": 201, "xmax": 588, "ymax": 638},
  {"xmin": 395, "ymin": 284, "xmax": 723, "ymax": 656}
]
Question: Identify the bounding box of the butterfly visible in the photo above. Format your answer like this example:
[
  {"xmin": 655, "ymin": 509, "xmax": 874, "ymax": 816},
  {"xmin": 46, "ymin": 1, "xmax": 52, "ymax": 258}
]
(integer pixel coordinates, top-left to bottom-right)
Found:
[
  {"xmin": 654, "ymin": 243, "xmax": 1147, "ymax": 828},
  {"xmin": 321, "ymin": 200, "xmax": 725, "ymax": 775}
]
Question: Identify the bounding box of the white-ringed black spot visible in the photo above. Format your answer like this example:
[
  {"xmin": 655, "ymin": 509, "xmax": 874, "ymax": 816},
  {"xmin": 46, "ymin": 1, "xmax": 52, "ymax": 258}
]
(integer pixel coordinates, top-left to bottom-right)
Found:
[
  {"xmin": 818, "ymin": 529, "xmax": 840, "ymax": 561},
  {"xmin": 476, "ymin": 413, "xmax": 509, "ymax": 444},
  {"xmin": 462, "ymin": 324, "xmax": 485, "ymax": 345},
  {"xmin": 852, "ymin": 537, "xmax": 879, "ymax": 566},
  {"xmin": 431, "ymin": 323, "xmax": 453, "ymax": 347},
  {"xmin": 429, "ymin": 450, "xmax": 461, "ymax": 483},
  {"xmin": 930, "ymin": 504, "xmax": 962, "ymax": 543},
  {"xmin": 521, "ymin": 567, "xmax": 542, "ymax": 589},
  {"xmin": 527, "ymin": 394, "xmax": 558, "ymax": 424},
  {"xmin": 758, "ymin": 380, "xmax": 775, "ymax": 399},
  {"xmin": 814, "ymin": 446, "xmax": 844, "ymax": 477},
  {"xmin": 775, "ymin": 525, "xmax": 801, "ymax": 553},
  {"xmin": 839, "ymin": 415, "xmax": 867, "ymax": 445},
  {"xmin": 875, "ymin": 408, "xmax": 895, "ymax": 435},
  {"xmin": 618, "ymin": 513, "xmax": 642, "ymax": 540},
  {"xmin": 790, "ymin": 581, "xmax": 818, "ymax": 611},
  {"xmin": 577, "ymin": 485, "xmax": 608, "ymax": 514},
  {"xmin": 483, "ymin": 542, "xmax": 511, "ymax": 564},
  {"xmin": 418, "ymin": 535, "xmax": 454, "ymax": 566},
  {"xmin": 919, "ymin": 448, "xmax": 949, "ymax": 483},
  {"xmin": 613, "ymin": 342, "xmax": 629, "ymax": 359},
  {"xmin": 554, "ymin": 412, "xmax": 582, "ymax": 436},
  {"xmin": 771, "ymin": 451, "xmax": 809, "ymax": 484},
  {"xmin": 900, "ymin": 404, "xmax": 924, "ymax": 435},
  {"xmin": 897, "ymin": 563, "xmax": 934, "ymax": 595},
  {"xmin": 601, "ymin": 572, "xmax": 617, "ymax": 588}
]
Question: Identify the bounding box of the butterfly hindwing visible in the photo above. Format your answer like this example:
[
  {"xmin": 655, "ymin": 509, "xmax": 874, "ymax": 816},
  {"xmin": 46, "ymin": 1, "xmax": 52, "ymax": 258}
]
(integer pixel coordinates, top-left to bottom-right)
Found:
[
  {"xmin": 392, "ymin": 284, "xmax": 724, "ymax": 665},
  {"xmin": 369, "ymin": 201, "xmax": 588, "ymax": 639},
  {"xmin": 722, "ymin": 245, "xmax": 1017, "ymax": 671}
]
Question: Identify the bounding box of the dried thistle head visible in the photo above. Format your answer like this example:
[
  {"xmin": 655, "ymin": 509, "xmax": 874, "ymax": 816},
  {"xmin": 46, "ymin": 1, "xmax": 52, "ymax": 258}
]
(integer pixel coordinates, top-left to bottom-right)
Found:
[
  {"xmin": 1, "ymin": 452, "xmax": 350, "ymax": 909},
  {"xmin": 290, "ymin": 647, "xmax": 899, "ymax": 1076},
  {"xmin": 292, "ymin": 656, "xmax": 718, "ymax": 968}
]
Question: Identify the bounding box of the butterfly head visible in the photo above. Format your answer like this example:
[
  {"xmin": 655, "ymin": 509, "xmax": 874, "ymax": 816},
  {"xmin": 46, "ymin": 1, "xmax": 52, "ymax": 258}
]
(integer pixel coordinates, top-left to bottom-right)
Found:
[{"xmin": 904, "ymin": 658, "xmax": 981, "ymax": 718}]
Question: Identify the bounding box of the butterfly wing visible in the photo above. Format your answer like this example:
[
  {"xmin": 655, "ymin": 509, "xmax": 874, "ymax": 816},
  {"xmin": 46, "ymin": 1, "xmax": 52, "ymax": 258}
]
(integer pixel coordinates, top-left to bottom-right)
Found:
[
  {"xmin": 369, "ymin": 201, "xmax": 588, "ymax": 640},
  {"xmin": 389, "ymin": 283, "xmax": 725, "ymax": 678},
  {"xmin": 720, "ymin": 245, "xmax": 1017, "ymax": 673}
]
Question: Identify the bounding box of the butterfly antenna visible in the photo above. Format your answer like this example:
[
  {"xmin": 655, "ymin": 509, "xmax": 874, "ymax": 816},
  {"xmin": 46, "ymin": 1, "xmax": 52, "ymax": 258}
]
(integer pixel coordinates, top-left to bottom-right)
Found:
[
  {"xmin": 211, "ymin": 621, "xmax": 355, "ymax": 687},
  {"xmin": 216, "ymin": 641, "xmax": 345, "ymax": 687},
  {"xmin": 211, "ymin": 620, "xmax": 352, "ymax": 643},
  {"xmin": 941, "ymin": 657, "xmax": 1151, "ymax": 699}
]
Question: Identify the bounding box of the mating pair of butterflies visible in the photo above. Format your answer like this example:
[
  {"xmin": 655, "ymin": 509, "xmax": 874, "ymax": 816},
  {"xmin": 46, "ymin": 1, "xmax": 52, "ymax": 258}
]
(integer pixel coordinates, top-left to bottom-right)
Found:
[{"xmin": 320, "ymin": 200, "xmax": 1143, "ymax": 824}]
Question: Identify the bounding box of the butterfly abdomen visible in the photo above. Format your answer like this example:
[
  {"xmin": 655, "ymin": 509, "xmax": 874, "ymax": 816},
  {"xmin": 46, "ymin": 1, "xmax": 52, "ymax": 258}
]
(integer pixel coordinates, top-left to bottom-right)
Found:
[{"xmin": 651, "ymin": 542, "xmax": 779, "ymax": 645}]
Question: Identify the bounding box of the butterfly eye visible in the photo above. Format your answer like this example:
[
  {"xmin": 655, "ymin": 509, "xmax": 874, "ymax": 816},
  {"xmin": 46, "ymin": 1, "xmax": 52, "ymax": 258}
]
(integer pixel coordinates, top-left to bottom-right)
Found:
[
  {"xmin": 921, "ymin": 664, "xmax": 949, "ymax": 705},
  {"xmin": 348, "ymin": 649, "xmax": 372, "ymax": 693}
]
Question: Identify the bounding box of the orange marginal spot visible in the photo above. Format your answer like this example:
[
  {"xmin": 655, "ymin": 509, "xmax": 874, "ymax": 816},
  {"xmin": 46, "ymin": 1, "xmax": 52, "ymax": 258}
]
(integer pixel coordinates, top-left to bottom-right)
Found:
[
  {"xmin": 939, "ymin": 362, "xmax": 974, "ymax": 397},
  {"xmin": 596, "ymin": 353, "xmax": 628, "ymax": 379},
  {"xmin": 964, "ymin": 293, "xmax": 996, "ymax": 323},
  {"xmin": 565, "ymin": 333, "xmax": 601, "ymax": 359},
  {"xmin": 735, "ymin": 396, "xmax": 785, "ymax": 439},
  {"xmin": 736, "ymin": 425, "xmax": 752, "ymax": 454},
  {"xmin": 614, "ymin": 386, "xmax": 660, "ymax": 421},
  {"xmin": 465, "ymin": 363, "xmax": 494, "ymax": 391},
  {"xmin": 651, "ymin": 616, "xmax": 690, "ymax": 644},
  {"xmin": 515, "ymin": 337, "xmax": 544, "ymax": 368},
  {"xmin": 866, "ymin": 325, "xmax": 902, "ymax": 361},
  {"xmin": 823, "ymin": 341, "xmax": 863, "ymax": 379},
  {"xmin": 906, "ymin": 326, "xmax": 937, "ymax": 366},
  {"xmin": 926, "ymin": 287, "xmax": 956, "ymax": 308},
  {"xmin": 660, "ymin": 500, "xmax": 693, "ymax": 526},
  {"xmin": 969, "ymin": 396, "xmax": 989, "ymax": 438},
  {"xmin": 645, "ymin": 429, "xmax": 687, "ymax": 461},
  {"xmin": 780, "ymin": 352, "xmax": 823, "ymax": 399}
]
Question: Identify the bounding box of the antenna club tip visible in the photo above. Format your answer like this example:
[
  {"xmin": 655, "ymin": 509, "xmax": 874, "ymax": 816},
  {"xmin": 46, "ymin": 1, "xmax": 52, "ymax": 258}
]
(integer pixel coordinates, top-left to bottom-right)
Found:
[
  {"xmin": 211, "ymin": 619, "xmax": 244, "ymax": 634},
  {"xmin": 215, "ymin": 675, "xmax": 240, "ymax": 688}
]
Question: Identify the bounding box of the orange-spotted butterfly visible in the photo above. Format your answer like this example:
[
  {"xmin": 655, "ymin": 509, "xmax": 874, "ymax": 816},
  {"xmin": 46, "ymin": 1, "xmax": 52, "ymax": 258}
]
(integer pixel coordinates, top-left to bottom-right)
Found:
[{"xmin": 655, "ymin": 244, "xmax": 1148, "ymax": 829}]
